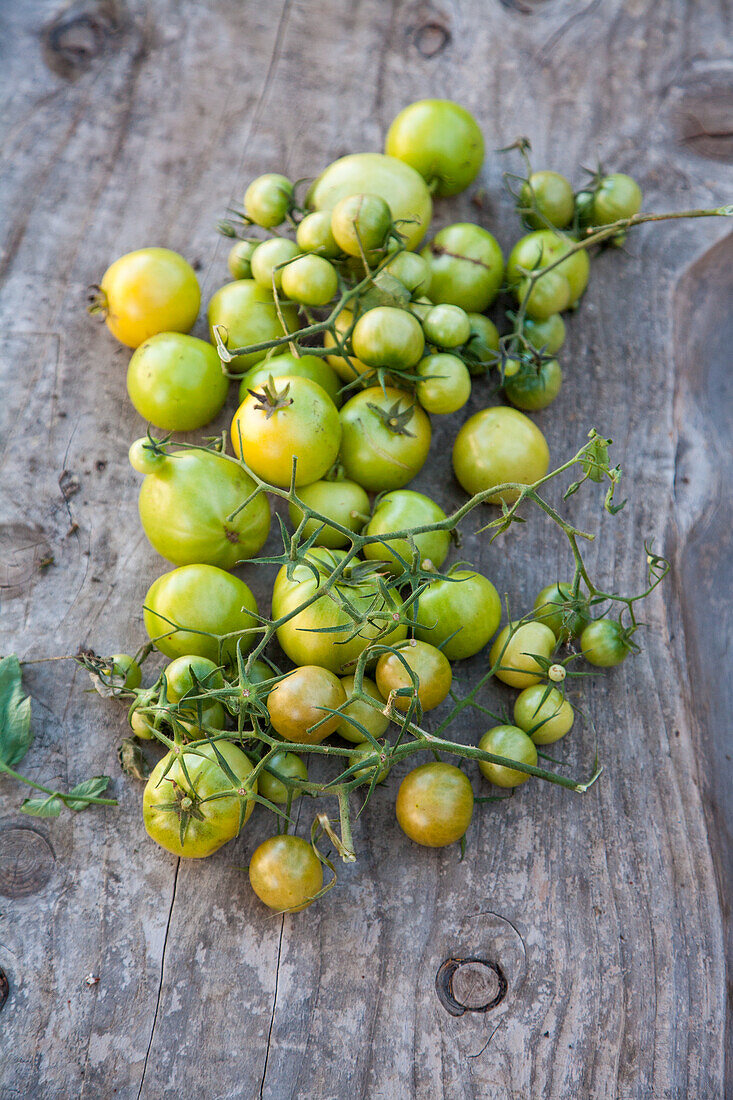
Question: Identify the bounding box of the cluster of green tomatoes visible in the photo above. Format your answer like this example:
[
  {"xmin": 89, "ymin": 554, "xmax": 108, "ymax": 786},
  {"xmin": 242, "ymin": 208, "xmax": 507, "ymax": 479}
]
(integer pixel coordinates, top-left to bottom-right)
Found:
[{"xmin": 89, "ymin": 99, "xmax": 646, "ymax": 913}]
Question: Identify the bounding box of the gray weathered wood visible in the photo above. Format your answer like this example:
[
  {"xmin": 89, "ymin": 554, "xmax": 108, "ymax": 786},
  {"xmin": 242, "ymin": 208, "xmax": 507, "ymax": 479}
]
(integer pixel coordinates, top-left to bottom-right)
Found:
[{"xmin": 0, "ymin": 1, "xmax": 730, "ymax": 1097}]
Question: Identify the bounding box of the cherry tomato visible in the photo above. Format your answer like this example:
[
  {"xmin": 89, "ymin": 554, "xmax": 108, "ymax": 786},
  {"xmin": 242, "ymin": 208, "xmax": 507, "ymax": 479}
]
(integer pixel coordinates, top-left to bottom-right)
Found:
[
  {"xmin": 103, "ymin": 653, "xmax": 141, "ymax": 690},
  {"xmin": 516, "ymin": 270, "xmax": 571, "ymax": 321},
  {"xmin": 331, "ymin": 193, "xmax": 392, "ymax": 259},
  {"xmin": 296, "ymin": 210, "xmax": 341, "ymax": 257},
  {"xmin": 580, "ymin": 619, "xmax": 631, "ymax": 667},
  {"xmin": 144, "ymin": 564, "xmax": 258, "ymax": 664},
  {"xmin": 336, "ymin": 675, "xmax": 390, "ymax": 743},
  {"xmin": 231, "ymin": 375, "xmax": 341, "ymax": 488},
  {"xmin": 452, "ymin": 406, "xmax": 550, "ymax": 503},
  {"xmin": 163, "ymin": 655, "xmax": 224, "ymax": 702},
  {"xmin": 489, "ymin": 621, "xmax": 556, "ymax": 688},
  {"xmin": 591, "ymin": 173, "xmax": 642, "ymax": 225},
  {"xmin": 339, "ymin": 387, "xmax": 431, "ymax": 491},
  {"xmin": 507, "ymin": 231, "xmax": 589, "ymax": 311},
  {"xmin": 129, "ymin": 437, "xmax": 165, "ymax": 475},
  {"xmin": 416, "ymin": 353, "xmax": 472, "ymax": 414},
  {"xmin": 351, "ymin": 307, "xmax": 424, "ymax": 370},
  {"xmin": 421, "ymin": 224, "xmax": 504, "ymax": 312},
  {"xmin": 347, "ymin": 746, "xmax": 390, "ymax": 784},
  {"xmin": 396, "ymin": 762, "xmax": 474, "ymax": 847},
  {"xmin": 376, "ymin": 639, "xmax": 452, "ymax": 713},
  {"xmin": 323, "ymin": 308, "xmax": 372, "ymax": 381},
  {"xmin": 249, "ymin": 835, "xmax": 323, "ymax": 912},
  {"xmin": 504, "ymin": 357, "xmax": 562, "ymax": 411},
  {"xmin": 176, "ymin": 698, "xmax": 226, "ymax": 740},
  {"xmin": 464, "ymin": 313, "xmax": 500, "ymax": 374},
  {"xmin": 363, "ymin": 489, "xmax": 450, "ymax": 575},
  {"xmin": 143, "ymin": 741, "xmax": 256, "ymax": 858},
  {"xmin": 250, "ymin": 237, "xmax": 300, "ymax": 291},
  {"xmin": 288, "ymin": 477, "xmax": 369, "ymax": 549},
  {"xmin": 126, "ymin": 333, "xmax": 228, "ymax": 431},
  {"xmin": 522, "ymin": 313, "xmax": 566, "ymax": 355},
  {"xmin": 227, "ymin": 239, "xmax": 258, "ymax": 279},
  {"xmin": 513, "ymin": 684, "xmax": 574, "ymax": 745},
  {"xmin": 281, "ymin": 254, "xmax": 338, "ymax": 307},
  {"xmin": 307, "ymin": 152, "xmax": 432, "ymax": 251},
  {"xmin": 533, "ymin": 582, "xmax": 590, "ymax": 640},
  {"xmin": 207, "ymin": 280, "xmax": 299, "ymax": 373},
  {"xmin": 384, "ymin": 249, "xmax": 431, "ymax": 296},
  {"xmin": 422, "ymin": 304, "xmax": 471, "ymax": 349},
  {"xmin": 271, "ymin": 550, "xmax": 407, "ymax": 673},
  {"xmin": 238, "ymin": 351, "xmax": 342, "ymax": 408},
  {"xmin": 258, "ymin": 752, "xmax": 309, "ymax": 805},
  {"xmin": 136, "ymin": 448, "xmax": 270, "ymax": 569},
  {"xmin": 519, "ymin": 170, "xmax": 574, "ymax": 229},
  {"xmin": 385, "ymin": 100, "xmax": 484, "ymax": 197},
  {"xmin": 243, "ymin": 173, "xmax": 293, "ymax": 228},
  {"xmin": 94, "ymin": 248, "xmax": 200, "ymax": 348},
  {"xmin": 413, "ymin": 567, "xmax": 501, "ymax": 660},
  {"xmin": 477, "ymin": 725, "xmax": 537, "ymax": 787},
  {"xmin": 267, "ymin": 665, "xmax": 347, "ymax": 744}
]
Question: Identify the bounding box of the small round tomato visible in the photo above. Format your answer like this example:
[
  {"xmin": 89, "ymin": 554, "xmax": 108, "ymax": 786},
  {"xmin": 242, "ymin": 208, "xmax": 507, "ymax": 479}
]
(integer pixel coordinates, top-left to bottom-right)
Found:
[
  {"xmin": 384, "ymin": 249, "xmax": 431, "ymax": 296},
  {"xmin": 490, "ymin": 621, "xmax": 556, "ymax": 688},
  {"xmin": 413, "ymin": 567, "xmax": 501, "ymax": 660},
  {"xmin": 522, "ymin": 313, "xmax": 566, "ymax": 355},
  {"xmin": 249, "ymin": 835, "xmax": 323, "ymax": 912},
  {"xmin": 243, "ymin": 173, "xmax": 293, "ymax": 228},
  {"xmin": 307, "ymin": 152, "xmax": 432, "ymax": 251},
  {"xmin": 239, "ymin": 351, "xmax": 342, "ymax": 408},
  {"xmin": 103, "ymin": 653, "xmax": 141, "ymax": 690},
  {"xmin": 231, "ymin": 376, "xmax": 341, "ymax": 488},
  {"xmin": 127, "ymin": 333, "xmax": 228, "ymax": 431},
  {"xmin": 136, "ymin": 448, "xmax": 271, "ymax": 569},
  {"xmin": 376, "ymin": 639, "xmax": 452, "ymax": 713},
  {"xmin": 93, "ymin": 248, "xmax": 200, "ymax": 348},
  {"xmin": 258, "ymin": 752, "xmax": 309, "ymax": 805},
  {"xmin": 591, "ymin": 173, "xmax": 642, "ymax": 225},
  {"xmin": 144, "ymin": 564, "xmax": 259, "ymax": 664},
  {"xmin": 464, "ymin": 313, "xmax": 500, "ymax": 374},
  {"xmin": 507, "ymin": 230, "xmax": 589, "ymax": 310},
  {"xmin": 267, "ymin": 665, "xmax": 347, "ymax": 744},
  {"xmin": 359, "ymin": 272, "xmax": 412, "ymax": 311},
  {"xmin": 250, "ymin": 237, "xmax": 300, "ymax": 291},
  {"xmin": 516, "ymin": 270, "xmax": 571, "ymax": 320},
  {"xmin": 130, "ymin": 708, "xmax": 156, "ymax": 739},
  {"xmin": 331, "ymin": 193, "xmax": 392, "ymax": 259},
  {"xmin": 513, "ymin": 684, "xmax": 574, "ymax": 745},
  {"xmin": 207, "ymin": 280, "xmax": 299, "ymax": 373},
  {"xmin": 336, "ymin": 675, "xmax": 390, "ymax": 743},
  {"xmin": 422, "ymin": 304, "xmax": 471, "ymax": 349},
  {"xmin": 281, "ymin": 254, "xmax": 338, "ymax": 307},
  {"xmin": 351, "ymin": 307, "xmax": 424, "ymax": 370},
  {"xmin": 175, "ymin": 698, "xmax": 226, "ymax": 740},
  {"xmin": 477, "ymin": 725, "xmax": 537, "ymax": 788},
  {"xmin": 363, "ymin": 489, "xmax": 450, "ymax": 575},
  {"xmin": 339, "ymin": 387, "xmax": 431, "ymax": 491},
  {"xmin": 289, "ymin": 477, "xmax": 369, "ymax": 548},
  {"xmin": 143, "ymin": 741, "xmax": 255, "ymax": 857},
  {"xmin": 504, "ymin": 357, "xmax": 562, "ymax": 411},
  {"xmin": 396, "ymin": 762, "xmax": 474, "ymax": 847},
  {"xmin": 296, "ymin": 210, "xmax": 341, "ymax": 257},
  {"xmin": 163, "ymin": 655, "xmax": 224, "ymax": 702},
  {"xmin": 385, "ymin": 100, "xmax": 484, "ymax": 197},
  {"xmin": 421, "ymin": 224, "xmax": 504, "ymax": 313},
  {"xmin": 452, "ymin": 406, "xmax": 550, "ymax": 503},
  {"xmin": 129, "ymin": 437, "xmax": 165, "ymax": 474},
  {"xmin": 580, "ymin": 619, "xmax": 631, "ymax": 667},
  {"xmin": 533, "ymin": 582, "xmax": 590, "ymax": 640},
  {"xmin": 347, "ymin": 745, "xmax": 390, "ymax": 784},
  {"xmin": 227, "ymin": 239, "xmax": 258, "ymax": 280},
  {"xmin": 519, "ymin": 170, "xmax": 574, "ymax": 229},
  {"xmin": 416, "ymin": 353, "xmax": 472, "ymax": 414},
  {"xmin": 323, "ymin": 308, "xmax": 372, "ymax": 381}
]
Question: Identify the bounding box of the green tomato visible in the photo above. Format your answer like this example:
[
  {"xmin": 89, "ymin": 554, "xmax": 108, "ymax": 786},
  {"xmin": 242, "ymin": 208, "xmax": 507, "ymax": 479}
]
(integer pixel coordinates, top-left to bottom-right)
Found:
[
  {"xmin": 519, "ymin": 170, "xmax": 574, "ymax": 229},
  {"xmin": 591, "ymin": 173, "xmax": 642, "ymax": 225},
  {"xmin": 243, "ymin": 173, "xmax": 293, "ymax": 228},
  {"xmin": 288, "ymin": 478, "xmax": 370, "ymax": 549},
  {"xmin": 452, "ymin": 406, "xmax": 550, "ymax": 503},
  {"xmin": 207, "ymin": 280, "xmax": 299, "ymax": 373},
  {"xmin": 175, "ymin": 698, "xmax": 226, "ymax": 740},
  {"xmin": 271, "ymin": 549, "xmax": 407, "ymax": 674},
  {"xmin": 96, "ymin": 247, "xmax": 200, "ymax": 349},
  {"xmin": 513, "ymin": 684, "xmax": 574, "ymax": 745},
  {"xmin": 359, "ymin": 271, "xmax": 412, "ymax": 311},
  {"xmin": 413, "ymin": 567, "xmax": 501, "ymax": 660},
  {"xmin": 396, "ymin": 762, "xmax": 474, "ymax": 847},
  {"xmin": 129, "ymin": 437, "xmax": 166, "ymax": 475},
  {"xmin": 143, "ymin": 741, "xmax": 256, "ymax": 858},
  {"xmin": 384, "ymin": 249, "xmax": 431, "ymax": 295},
  {"xmin": 238, "ymin": 351, "xmax": 342, "ymax": 408},
  {"xmin": 533, "ymin": 582, "xmax": 590, "ymax": 640},
  {"xmin": 489, "ymin": 621, "xmax": 556, "ymax": 688},
  {"xmin": 258, "ymin": 752, "xmax": 309, "ymax": 805},
  {"xmin": 307, "ymin": 152, "xmax": 432, "ymax": 251},
  {"xmin": 323, "ymin": 308, "xmax": 372, "ymax": 381},
  {"xmin": 416, "ymin": 353, "xmax": 471, "ymax": 414},
  {"xmin": 507, "ymin": 230, "xmax": 590, "ymax": 309},
  {"xmin": 330, "ymin": 193, "xmax": 392, "ymax": 259},
  {"xmin": 385, "ymin": 99, "xmax": 484, "ymax": 197},
  {"xmin": 352, "ymin": 307, "xmax": 425, "ymax": 370},
  {"xmin": 504, "ymin": 357, "xmax": 562, "ymax": 411},
  {"xmin": 336, "ymin": 675, "xmax": 390, "ymax": 743},
  {"xmin": 580, "ymin": 619, "xmax": 631, "ymax": 667},
  {"xmin": 422, "ymin": 304, "xmax": 471, "ymax": 348},
  {"xmin": 376, "ymin": 639, "xmax": 452, "ymax": 713},
  {"xmin": 339, "ymin": 387, "xmax": 431, "ymax": 491},
  {"xmin": 163, "ymin": 655, "xmax": 224, "ymax": 702},
  {"xmin": 363, "ymin": 489, "xmax": 450, "ymax": 575},
  {"xmin": 464, "ymin": 313, "xmax": 500, "ymax": 375},
  {"xmin": 127, "ymin": 332, "xmax": 228, "ymax": 431},
  {"xmin": 296, "ymin": 210, "xmax": 341, "ymax": 258},
  {"xmin": 144, "ymin": 564, "xmax": 259, "ymax": 664},
  {"xmin": 516, "ymin": 270, "xmax": 571, "ymax": 321},
  {"xmin": 421, "ymin": 223, "xmax": 504, "ymax": 312},
  {"xmin": 267, "ymin": 665, "xmax": 347, "ymax": 744},
  {"xmin": 249, "ymin": 835, "xmax": 323, "ymax": 912},
  {"xmin": 227, "ymin": 239, "xmax": 258, "ymax": 280},
  {"xmin": 136, "ymin": 448, "xmax": 270, "ymax": 569},
  {"xmin": 521, "ymin": 314, "xmax": 566, "ymax": 355},
  {"xmin": 281, "ymin": 254, "xmax": 338, "ymax": 307},
  {"xmin": 103, "ymin": 654, "xmax": 141, "ymax": 691},
  {"xmin": 478, "ymin": 725, "xmax": 537, "ymax": 788},
  {"xmin": 250, "ymin": 237, "xmax": 300, "ymax": 291},
  {"xmin": 347, "ymin": 745, "xmax": 390, "ymax": 784}
]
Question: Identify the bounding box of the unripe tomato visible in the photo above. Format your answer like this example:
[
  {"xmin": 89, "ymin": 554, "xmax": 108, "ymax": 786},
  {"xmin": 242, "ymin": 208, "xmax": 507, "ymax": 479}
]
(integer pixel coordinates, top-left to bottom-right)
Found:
[
  {"xmin": 296, "ymin": 210, "xmax": 341, "ymax": 258},
  {"xmin": 250, "ymin": 237, "xmax": 300, "ymax": 291},
  {"xmin": 103, "ymin": 653, "xmax": 141, "ymax": 691},
  {"xmin": 93, "ymin": 248, "xmax": 200, "ymax": 349},
  {"xmin": 478, "ymin": 725, "xmax": 537, "ymax": 787},
  {"xmin": 385, "ymin": 100, "xmax": 484, "ymax": 197},
  {"xmin": 336, "ymin": 675, "xmax": 390, "ymax": 743},
  {"xmin": 413, "ymin": 567, "xmax": 501, "ymax": 660},
  {"xmin": 176, "ymin": 698, "xmax": 226, "ymax": 740},
  {"xmin": 143, "ymin": 741, "xmax": 256, "ymax": 858},
  {"xmin": 533, "ymin": 581, "xmax": 590, "ymax": 640},
  {"xmin": 323, "ymin": 308, "xmax": 372, "ymax": 381},
  {"xmin": 136, "ymin": 448, "xmax": 271, "ymax": 569},
  {"xmin": 163, "ymin": 655, "xmax": 224, "ymax": 702},
  {"xmin": 416, "ymin": 353, "xmax": 472, "ymax": 414},
  {"xmin": 207, "ymin": 280, "xmax": 299, "ymax": 373},
  {"xmin": 331, "ymin": 193, "xmax": 392, "ymax": 259},
  {"xmin": 267, "ymin": 665, "xmax": 347, "ymax": 744},
  {"xmin": 384, "ymin": 249, "xmax": 431, "ymax": 295},
  {"xmin": 422, "ymin": 304, "xmax": 471, "ymax": 348},
  {"xmin": 591, "ymin": 173, "xmax": 642, "ymax": 225},
  {"xmin": 516, "ymin": 270, "xmax": 571, "ymax": 321},
  {"xmin": 376, "ymin": 639, "xmax": 452, "ymax": 713},
  {"xmin": 421, "ymin": 224, "xmax": 504, "ymax": 312},
  {"xmin": 396, "ymin": 762, "xmax": 474, "ymax": 847},
  {"xmin": 127, "ymin": 333, "xmax": 228, "ymax": 431},
  {"xmin": 129, "ymin": 437, "xmax": 165, "ymax": 475},
  {"xmin": 519, "ymin": 171, "xmax": 574, "ymax": 229},
  {"xmin": 249, "ymin": 835, "xmax": 323, "ymax": 912},
  {"xmin": 352, "ymin": 307, "xmax": 425, "ymax": 370},
  {"xmin": 464, "ymin": 313, "xmax": 500, "ymax": 374},
  {"xmin": 489, "ymin": 621, "xmax": 556, "ymax": 688},
  {"xmin": 243, "ymin": 173, "xmax": 293, "ymax": 228},
  {"xmin": 513, "ymin": 684, "xmax": 574, "ymax": 745},
  {"xmin": 507, "ymin": 231, "xmax": 589, "ymax": 311},
  {"xmin": 227, "ymin": 239, "xmax": 258, "ymax": 279},
  {"xmin": 258, "ymin": 752, "xmax": 309, "ymax": 805},
  {"xmin": 347, "ymin": 745, "xmax": 390, "ymax": 784},
  {"xmin": 504, "ymin": 357, "xmax": 562, "ymax": 411},
  {"xmin": 522, "ymin": 313, "xmax": 566, "ymax": 355},
  {"xmin": 288, "ymin": 478, "xmax": 370, "ymax": 549},
  {"xmin": 281, "ymin": 254, "xmax": 338, "ymax": 307},
  {"xmin": 339, "ymin": 387, "xmax": 431, "ymax": 491},
  {"xmin": 452, "ymin": 406, "xmax": 550, "ymax": 503},
  {"xmin": 363, "ymin": 489, "xmax": 450, "ymax": 575},
  {"xmin": 238, "ymin": 351, "xmax": 341, "ymax": 408},
  {"xmin": 580, "ymin": 619, "xmax": 631, "ymax": 667}
]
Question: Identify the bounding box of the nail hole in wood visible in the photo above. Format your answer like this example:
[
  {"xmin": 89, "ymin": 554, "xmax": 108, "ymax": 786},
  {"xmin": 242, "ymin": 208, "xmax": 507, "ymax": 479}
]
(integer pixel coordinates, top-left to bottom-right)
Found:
[
  {"xmin": 414, "ymin": 21, "xmax": 451, "ymax": 58},
  {"xmin": 435, "ymin": 956, "xmax": 508, "ymax": 1016},
  {"xmin": 0, "ymin": 827, "xmax": 55, "ymax": 899}
]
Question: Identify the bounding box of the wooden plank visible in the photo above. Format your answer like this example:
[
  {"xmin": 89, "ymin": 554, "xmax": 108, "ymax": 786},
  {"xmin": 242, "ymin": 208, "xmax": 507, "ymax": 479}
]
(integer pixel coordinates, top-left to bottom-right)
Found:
[{"xmin": 0, "ymin": 1, "xmax": 730, "ymax": 1097}]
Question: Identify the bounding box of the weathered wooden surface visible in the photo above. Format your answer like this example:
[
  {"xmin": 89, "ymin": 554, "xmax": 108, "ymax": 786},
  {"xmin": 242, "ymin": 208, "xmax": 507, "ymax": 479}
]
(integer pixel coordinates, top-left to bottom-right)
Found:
[{"xmin": 0, "ymin": 1, "xmax": 731, "ymax": 1097}]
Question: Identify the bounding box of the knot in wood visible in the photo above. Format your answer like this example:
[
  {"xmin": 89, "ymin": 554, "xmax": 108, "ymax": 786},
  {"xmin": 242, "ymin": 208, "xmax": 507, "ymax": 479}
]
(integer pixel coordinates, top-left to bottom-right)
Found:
[
  {"xmin": 42, "ymin": 0, "xmax": 125, "ymax": 81},
  {"xmin": 435, "ymin": 956, "xmax": 507, "ymax": 1016},
  {"xmin": 413, "ymin": 21, "xmax": 451, "ymax": 58},
  {"xmin": 0, "ymin": 827, "xmax": 55, "ymax": 898}
]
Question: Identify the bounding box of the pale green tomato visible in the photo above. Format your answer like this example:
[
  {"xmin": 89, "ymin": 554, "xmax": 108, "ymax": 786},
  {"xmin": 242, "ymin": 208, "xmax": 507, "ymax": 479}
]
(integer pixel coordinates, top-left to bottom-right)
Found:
[
  {"xmin": 227, "ymin": 239, "xmax": 258, "ymax": 279},
  {"xmin": 336, "ymin": 675, "xmax": 390, "ymax": 743},
  {"xmin": 413, "ymin": 567, "xmax": 501, "ymax": 660},
  {"xmin": 243, "ymin": 173, "xmax": 293, "ymax": 228},
  {"xmin": 416, "ymin": 353, "xmax": 471, "ymax": 414},
  {"xmin": 207, "ymin": 280, "xmax": 299, "ymax": 373},
  {"xmin": 258, "ymin": 752, "xmax": 309, "ymax": 804},
  {"xmin": 385, "ymin": 249, "xmax": 431, "ymax": 295},
  {"xmin": 127, "ymin": 333, "xmax": 228, "ymax": 431},
  {"xmin": 281, "ymin": 254, "xmax": 339, "ymax": 307},
  {"xmin": 238, "ymin": 351, "xmax": 342, "ymax": 408},
  {"xmin": 385, "ymin": 99, "xmax": 484, "ymax": 196},
  {"xmin": 478, "ymin": 725, "xmax": 537, "ymax": 788},
  {"xmin": 250, "ymin": 237, "xmax": 300, "ymax": 291},
  {"xmin": 288, "ymin": 478, "xmax": 370, "ymax": 549},
  {"xmin": 362, "ymin": 489, "xmax": 450, "ymax": 575},
  {"xmin": 513, "ymin": 684, "xmax": 574, "ymax": 744},
  {"xmin": 489, "ymin": 621, "xmax": 556, "ymax": 688},
  {"xmin": 347, "ymin": 745, "xmax": 390, "ymax": 784},
  {"xmin": 421, "ymin": 224, "xmax": 504, "ymax": 312},
  {"xmin": 452, "ymin": 406, "xmax": 550, "ymax": 504},
  {"xmin": 296, "ymin": 210, "xmax": 341, "ymax": 257}
]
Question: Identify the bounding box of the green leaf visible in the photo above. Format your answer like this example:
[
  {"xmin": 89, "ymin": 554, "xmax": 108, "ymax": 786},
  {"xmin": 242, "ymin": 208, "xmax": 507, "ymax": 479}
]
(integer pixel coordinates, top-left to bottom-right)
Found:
[
  {"xmin": 21, "ymin": 795, "xmax": 62, "ymax": 818},
  {"xmin": 63, "ymin": 775, "xmax": 111, "ymax": 811},
  {"xmin": 0, "ymin": 655, "xmax": 33, "ymax": 767}
]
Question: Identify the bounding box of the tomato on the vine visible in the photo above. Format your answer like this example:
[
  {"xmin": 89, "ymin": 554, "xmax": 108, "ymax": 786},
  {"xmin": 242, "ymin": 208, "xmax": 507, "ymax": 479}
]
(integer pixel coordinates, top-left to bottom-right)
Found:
[
  {"xmin": 258, "ymin": 752, "xmax": 309, "ymax": 805},
  {"xmin": 385, "ymin": 100, "xmax": 484, "ymax": 197},
  {"xmin": 580, "ymin": 619, "xmax": 632, "ymax": 667},
  {"xmin": 249, "ymin": 835, "xmax": 323, "ymax": 912},
  {"xmin": 296, "ymin": 210, "xmax": 341, "ymax": 258},
  {"xmin": 413, "ymin": 566, "xmax": 501, "ymax": 660},
  {"xmin": 351, "ymin": 307, "xmax": 425, "ymax": 370},
  {"xmin": 267, "ymin": 665, "xmax": 347, "ymax": 744},
  {"xmin": 504, "ymin": 357, "xmax": 562, "ymax": 411},
  {"xmin": 227, "ymin": 239, "xmax": 259, "ymax": 280},
  {"xmin": 288, "ymin": 477, "xmax": 370, "ymax": 549},
  {"xmin": 477, "ymin": 725, "xmax": 537, "ymax": 788},
  {"xmin": 207, "ymin": 280, "xmax": 299, "ymax": 373},
  {"xmin": 250, "ymin": 237, "xmax": 300, "ymax": 291},
  {"xmin": 513, "ymin": 684, "xmax": 574, "ymax": 745},
  {"xmin": 375, "ymin": 639, "xmax": 452, "ymax": 713},
  {"xmin": 330, "ymin": 192, "xmax": 392, "ymax": 259},
  {"xmin": 339, "ymin": 387, "xmax": 431, "ymax": 491},
  {"xmin": 243, "ymin": 173, "xmax": 294, "ymax": 228},
  {"xmin": 127, "ymin": 333, "xmax": 228, "ymax": 431},
  {"xmin": 533, "ymin": 582, "xmax": 590, "ymax": 640},
  {"xmin": 363, "ymin": 489, "xmax": 450, "ymax": 575},
  {"xmin": 519, "ymin": 171, "xmax": 574, "ymax": 230},
  {"xmin": 489, "ymin": 621, "xmax": 556, "ymax": 688},
  {"xmin": 238, "ymin": 351, "xmax": 342, "ymax": 408},
  {"xmin": 336, "ymin": 675, "xmax": 390, "ymax": 743},
  {"xmin": 395, "ymin": 762, "xmax": 474, "ymax": 847},
  {"xmin": 281, "ymin": 254, "xmax": 338, "ymax": 307}
]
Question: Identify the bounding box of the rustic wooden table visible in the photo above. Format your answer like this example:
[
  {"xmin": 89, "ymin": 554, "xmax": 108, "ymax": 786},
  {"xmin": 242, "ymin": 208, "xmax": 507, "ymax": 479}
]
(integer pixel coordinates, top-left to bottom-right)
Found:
[{"xmin": 1, "ymin": 1, "xmax": 731, "ymax": 1097}]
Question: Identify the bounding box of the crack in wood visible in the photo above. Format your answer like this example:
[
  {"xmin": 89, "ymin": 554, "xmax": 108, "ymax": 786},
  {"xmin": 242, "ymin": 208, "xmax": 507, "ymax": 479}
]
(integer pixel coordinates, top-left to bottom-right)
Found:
[{"xmin": 135, "ymin": 859, "xmax": 180, "ymax": 1100}]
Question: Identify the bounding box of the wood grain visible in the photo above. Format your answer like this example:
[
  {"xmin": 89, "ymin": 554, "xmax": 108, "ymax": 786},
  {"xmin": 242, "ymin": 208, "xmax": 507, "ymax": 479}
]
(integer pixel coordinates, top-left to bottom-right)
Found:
[{"xmin": 0, "ymin": 1, "xmax": 730, "ymax": 1097}]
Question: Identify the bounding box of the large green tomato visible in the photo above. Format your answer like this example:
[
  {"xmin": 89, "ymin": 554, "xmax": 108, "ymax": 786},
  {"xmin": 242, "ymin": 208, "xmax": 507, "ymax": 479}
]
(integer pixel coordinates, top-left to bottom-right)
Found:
[
  {"xmin": 507, "ymin": 231, "xmax": 590, "ymax": 309},
  {"xmin": 207, "ymin": 280, "xmax": 299, "ymax": 373},
  {"xmin": 136, "ymin": 448, "xmax": 270, "ymax": 569},
  {"xmin": 288, "ymin": 478, "xmax": 370, "ymax": 549},
  {"xmin": 452, "ymin": 406, "xmax": 550, "ymax": 504},
  {"xmin": 413, "ymin": 566, "xmax": 501, "ymax": 660},
  {"xmin": 127, "ymin": 333, "xmax": 228, "ymax": 431},
  {"xmin": 385, "ymin": 99, "xmax": 484, "ymax": 197},
  {"xmin": 238, "ymin": 351, "xmax": 342, "ymax": 407},
  {"xmin": 96, "ymin": 247, "xmax": 200, "ymax": 348},
  {"xmin": 144, "ymin": 564, "xmax": 259, "ymax": 664},
  {"xmin": 339, "ymin": 387, "xmax": 432, "ymax": 491},
  {"xmin": 307, "ymin": 153, "xmax": 432, "ymax": 251},
  {"xmin": 421, "ymin": 224, "xmax": 504, "ymax": 312},
  {"xmin": 143, "ymin": 741, "xmax": 256, "ymax": 857},
  {"xmin": 271, "ymin": 549, "xmax": 407, "ymax": 673},
  {"xmin": 363, "ymin": 489, "xmax": 450, "ymax": 575}
]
